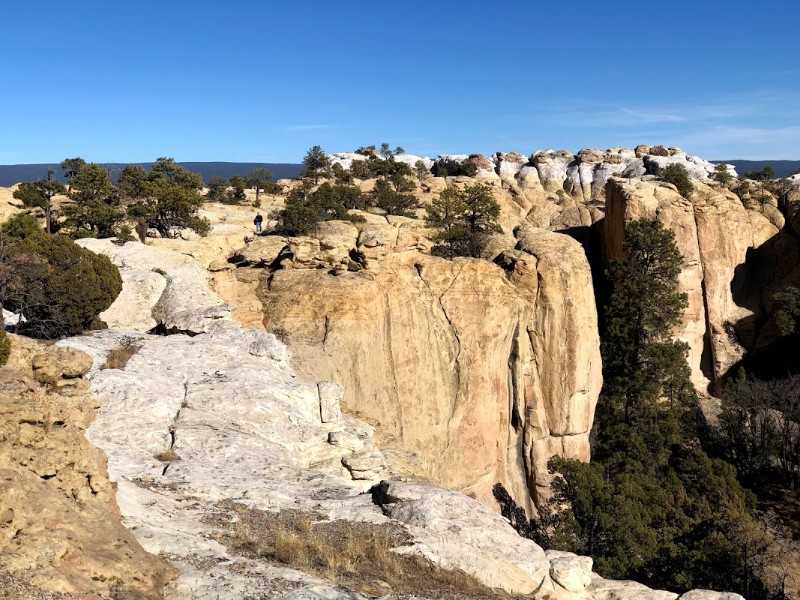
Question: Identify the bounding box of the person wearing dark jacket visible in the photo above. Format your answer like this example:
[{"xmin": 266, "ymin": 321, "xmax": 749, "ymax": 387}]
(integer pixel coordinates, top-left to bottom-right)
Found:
[{"xmin": 254, "ymin": 213, "xmax": 263, "ymax": 234}]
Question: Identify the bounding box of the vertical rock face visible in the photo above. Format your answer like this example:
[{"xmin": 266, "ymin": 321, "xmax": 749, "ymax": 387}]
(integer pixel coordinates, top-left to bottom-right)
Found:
[
  {"xmin": 692, "ymin": 188, "xmax": 778, "ymax": 384},
  {"xmin": 604, "ymin": 179, "xmax": 709, "ymax": 392},
  {"xmin": 603, "ymin": 179, "xmax": 779, "ymax": 392},
  {"xmin": 259, "ymin": 228, "xmax": 601, "ymax": 511}
]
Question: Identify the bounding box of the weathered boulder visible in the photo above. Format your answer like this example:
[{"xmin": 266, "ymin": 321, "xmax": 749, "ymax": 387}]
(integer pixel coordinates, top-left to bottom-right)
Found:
[
  {"xmin": 642, "ymin": 152, "xmax": 717, "ymax": 180},
  {"xmin": 318, "ymin": 380, "xmax": 343, "ymax": 423},
  {"xmin": 533, "ymin": 151, "xmax": 572, "ymax": 192},
  {"xmin": 77, "ymin": 240, "xmax": 234, "ymax": 334},
  {"xmin": 151, "ymin": 263, "xmax": 234, "ymax": 333},
  {"xmin": 546, "ymin": 550, "xmax": 594, "ymax": 593},
  {"xmin": 375, "ymin": 480, "xmax": 550, "ymax": 594},
  {"xmin": 495, "ymin": 151, "xmax": 528, "ymax": 180},
  {"xmin": 228, "ymin": 236, "xmax": 288, "ymax": 266},
  {"xmin": 679, "ymin": 591, "xmax": 745, "ymax": 600},
  {"xmin": 311, "ymin": 220, "xmax": 359, "ymax": 262}
]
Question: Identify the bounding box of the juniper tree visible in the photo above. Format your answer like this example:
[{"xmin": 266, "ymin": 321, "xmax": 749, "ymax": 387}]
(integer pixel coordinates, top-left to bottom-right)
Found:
[
  {"xmin": 60, "ymin": 157, "xmax": 87, "ymax": 192},
  {"xmin": 244, "ymin": 168, "xmax": 274, "ymax": 205},
  {"xmin": 61, "ymin": 163, "xmax": 124, "ymax": 238},
  {"xmin": 426, "ymin": 183, "xmax": 499, "ymax": 258},
  {"xmin": 125, "ymin": 158, "xmax": 209, "ymax": 236},
  {"xmin": 660, "ymin": 164, "xmax": 694, "ymax": 197},
  {"xmin": 12, "ymin": 170, "xmax": 65, "ymax": 233}
]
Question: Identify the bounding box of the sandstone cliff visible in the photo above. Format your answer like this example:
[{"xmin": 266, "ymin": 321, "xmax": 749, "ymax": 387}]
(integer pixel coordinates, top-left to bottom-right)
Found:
[
  {"xmin": 256, "ymin": 224, "xmax": 601, "ymax": 513},
  {"xmin": 603, "ymin": 178, "xmax": 787, "ymax": 392},
  {"xmin": 53, "ymin": 240, "xmax": 739, "ymax": 600}
]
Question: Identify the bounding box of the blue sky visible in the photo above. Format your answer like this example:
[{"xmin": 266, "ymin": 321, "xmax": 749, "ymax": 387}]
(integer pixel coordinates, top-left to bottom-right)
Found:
[{"xmin": 1, "ymin": 1, "xmax": 798, "ymax": 163}]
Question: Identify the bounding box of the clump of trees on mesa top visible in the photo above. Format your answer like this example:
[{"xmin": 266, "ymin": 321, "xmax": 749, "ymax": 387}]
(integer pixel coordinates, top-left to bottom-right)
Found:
[
  {"xmin": 2, "ymin": 156, "xmax": 230, "ymax": 352},
  {"xmin": 272, "ymin": 143, "xmax": 425, "ymax": 236},
  {"xmin": 273, "ymin": 143, "xmax": 501, "ymax": 258},
  {"xmin": 12, "ymin": 157, "xmax": 217, "ymax": 240}
]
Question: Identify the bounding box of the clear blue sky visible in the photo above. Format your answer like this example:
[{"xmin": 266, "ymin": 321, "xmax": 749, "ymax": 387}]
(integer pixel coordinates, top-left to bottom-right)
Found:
[{"xmin": 2, "ymin": 1, "xmax": 798, "ymax": 163}]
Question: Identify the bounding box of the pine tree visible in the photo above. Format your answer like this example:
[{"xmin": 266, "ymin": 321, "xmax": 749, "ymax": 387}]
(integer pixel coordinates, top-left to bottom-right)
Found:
[
  {"xmin": 534, "ymin": 219, "xmax": 779, "ymax": 598},
  {"xmin": 302, "ymin": 145, "xmax": 330, "ymax": 183},
  {"xmin": 601, "ymin": 219, "xmax": 692, "ymax": 418},
  {"xmin": 426, "ymin": 184, "xmax": 499, "ymax": 258},
  {"xmin": 12, "ymin": 170, "xmax": 66, "ymax": 234}
]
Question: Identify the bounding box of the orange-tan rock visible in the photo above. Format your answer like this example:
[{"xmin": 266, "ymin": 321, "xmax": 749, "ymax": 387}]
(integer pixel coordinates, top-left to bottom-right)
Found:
[
  {"xmin": 258, "ymin": 226, "xmax": 601, "ymax": 512},
  {"xmin": 0, "ymin": 336, "xmax": 177, "ymax": 598}
]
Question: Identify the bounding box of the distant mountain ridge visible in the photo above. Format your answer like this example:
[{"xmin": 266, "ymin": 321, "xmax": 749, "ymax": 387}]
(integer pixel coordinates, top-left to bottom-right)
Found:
[
  {"xmin": 0, "ymin": 162, "xmax": 305, "ymax": 187},
  {"xmin": 3, "ymin": 159, "xmax": 799, "ymax": 188},
  {"xmin": 715, "ymin": 160, "xmax": 800, "ymax": 178}
]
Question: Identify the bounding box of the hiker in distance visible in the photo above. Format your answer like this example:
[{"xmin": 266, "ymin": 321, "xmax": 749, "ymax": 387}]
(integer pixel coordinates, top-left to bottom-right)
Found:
[{"xmin": 254, "ymin": 213, "xmax": 263, "ymax": 234}]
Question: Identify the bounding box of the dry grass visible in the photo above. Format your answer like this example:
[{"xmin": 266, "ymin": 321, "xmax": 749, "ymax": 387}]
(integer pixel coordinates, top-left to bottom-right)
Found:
[
  {"xmin": 154, "ymin": 448, "xmax": 181, "ymax": 462},
  {"xmin": 101, "ymin": 339, "xmax": 143, "ymax": 370},
  {"xmin": 210, "ymin": 502, "xmax": 511, "ymax": 598}
]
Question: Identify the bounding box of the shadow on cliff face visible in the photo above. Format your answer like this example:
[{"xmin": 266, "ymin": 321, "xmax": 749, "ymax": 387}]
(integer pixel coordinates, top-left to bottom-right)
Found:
[
  {"xmin": 557, "ymin": 220, "xmax": 611, "ymax": 313},
  {"xmin": 729, "ymin": 227, "xmax": 800, "ymax": 380}
]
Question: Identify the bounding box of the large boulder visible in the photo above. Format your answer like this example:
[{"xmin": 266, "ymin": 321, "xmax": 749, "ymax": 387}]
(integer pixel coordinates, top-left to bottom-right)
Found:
[
  {"xmin": 375, "ymin": 480, "xmax": 550, "ymax": 594},
  {"xmin": 77, "ymin": 240, "xmax": 234, "ymax": 334}
]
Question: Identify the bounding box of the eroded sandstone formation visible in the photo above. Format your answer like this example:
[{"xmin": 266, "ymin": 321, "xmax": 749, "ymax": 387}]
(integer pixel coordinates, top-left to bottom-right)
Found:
[
  {"xmin": 54, "ymin": 240, "xmax": 739, "ymax": 599},
  {"xmin": 603, "ymin": 178, "xmax": 784, "ymax": 392},
  {"xmin": 0, "ymin": 335, "xmax": 177, "ymax": 598},
  {"xmin": 258, "ymin": 224, "xmax": 601, "ymax": 512}
]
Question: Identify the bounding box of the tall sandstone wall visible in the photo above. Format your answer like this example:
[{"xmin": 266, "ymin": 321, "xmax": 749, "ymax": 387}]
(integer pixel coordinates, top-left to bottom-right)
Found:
[
  {"xmin": 603, "ymin": 179, "xmax": 780, "ymax": 392},
  {"xmin": 258, "ymin": 227, "xmax": 602, "ymax": 512}
]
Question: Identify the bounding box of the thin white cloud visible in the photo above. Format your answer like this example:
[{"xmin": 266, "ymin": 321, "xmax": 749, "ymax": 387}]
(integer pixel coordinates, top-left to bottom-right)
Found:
[
  {"xmin": 675, "ymin": 125, "xmax": 800, "ymax": 159},
  {"xmin": 519, "ymin": 91, "xmax": 800, "ymax": 130}
]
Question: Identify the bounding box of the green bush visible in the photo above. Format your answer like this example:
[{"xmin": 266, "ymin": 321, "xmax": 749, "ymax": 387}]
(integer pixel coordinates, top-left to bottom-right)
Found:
[
  {"xmin": 660, "ymin": 163, "xmax": 694, "ymax": 197},
  {"xmin": 0, "ymin": 330, "xmax": 10, "ymax": 366},
  {"xmin": 124, "ymin": 158, "xmax": 208, "ymax": 237},
  {"xmin": 1, "ymin": 213, "xmax": 42, "ymax": 239},
  {"xmin": 426, "ymin": 184, "xmax": 500, "ymax": 258},
  {"xmin": 0, "ymin": 223, "xmax": 122, "ymax": 338},
  {"xmin": 371, "ymin": 179, "xmax": 418, "ymax": 216},
  {"xmin": 274, "ymin": 182, "xmax": 365, "ymax": 236},
  {"xmin": 649, "ymin": 145, "xmax": 670, "ymax": 156}
]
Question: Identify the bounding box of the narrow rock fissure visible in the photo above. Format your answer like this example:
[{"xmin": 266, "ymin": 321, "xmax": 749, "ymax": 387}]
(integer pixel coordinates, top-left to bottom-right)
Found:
[
  {"xmin": 322, "ymin": 315, "xmax": 330, "ymax": 346},
  {"xmin": 381, "ymin": 293, "xmax": 404, "ymax": 442},
  {"xmin": 412, "ymin": 262, "xmax": 463, "ymax": 449},
  {"xmin": 162, "ymin": 384, "xmax": 186, "ymax": 476},
  {"xmin": 692, "ymin": 206, "xmax": 717, "ymax": 392}
]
